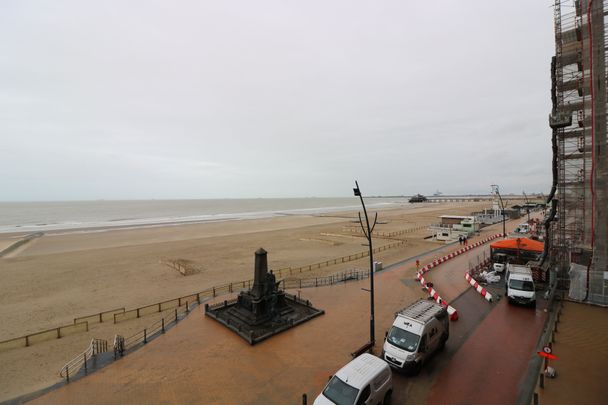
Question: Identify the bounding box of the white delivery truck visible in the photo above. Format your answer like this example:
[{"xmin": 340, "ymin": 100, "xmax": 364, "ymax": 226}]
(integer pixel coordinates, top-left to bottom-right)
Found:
[
  {"xmin": 505, "ymin": 264, "xmax": 536, "ymax": 307},
  {"xmin": 314, "ymin": 353, "xmax": 392, "ymax": 405},
  {"xmin": 382, "ymin": 299, "xmax": 449, "ymax": 375}
]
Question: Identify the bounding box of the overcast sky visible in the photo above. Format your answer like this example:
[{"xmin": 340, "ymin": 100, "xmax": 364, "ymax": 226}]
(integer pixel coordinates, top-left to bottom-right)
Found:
[{"xmin": 0, "ymin": 0, "xmax": 555, "ymax": 201}]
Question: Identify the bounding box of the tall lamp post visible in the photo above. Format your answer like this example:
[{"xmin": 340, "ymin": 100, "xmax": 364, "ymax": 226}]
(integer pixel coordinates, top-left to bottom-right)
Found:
[
  {"xmin": 491, "ymin": 184, "xmax": 507, "ymax": 238},
  {"xmin": 353, "ymin": 181, "xmax": 378, "ymax": 347},
  {"xmin": 522, "ymin": 191, "xmax": 531, "ymax": 222}
]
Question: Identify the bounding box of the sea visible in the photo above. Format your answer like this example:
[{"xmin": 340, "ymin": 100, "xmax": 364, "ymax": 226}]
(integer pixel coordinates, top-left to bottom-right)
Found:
[{"xmin": 0, "ymin": 197, "xmax": 412, "ymax": 234}]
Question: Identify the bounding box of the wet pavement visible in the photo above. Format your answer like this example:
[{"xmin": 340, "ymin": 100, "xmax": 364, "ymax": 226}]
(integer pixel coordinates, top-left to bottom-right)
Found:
[
  {"xmin": 428, "ymin": 293, "xmax": 547, "ymax": 405},
  {"xmin": 31, "ymin": 221, "xmax": 540, "ymax": 404},
  {"xmin": 535, "ymin": 301, "xmax": 608, "ymax": 405}
]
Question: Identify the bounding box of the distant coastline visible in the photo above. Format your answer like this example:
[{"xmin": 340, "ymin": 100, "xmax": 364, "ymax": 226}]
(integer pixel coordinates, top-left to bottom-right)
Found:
[{"xmin": 0, "ymin": 197, "xmax": 412, "ymax": 235}]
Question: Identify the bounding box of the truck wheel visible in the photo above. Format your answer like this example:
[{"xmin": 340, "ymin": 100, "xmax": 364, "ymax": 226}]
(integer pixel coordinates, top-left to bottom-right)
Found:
[{"xmin": 383, "ymin": 390, "xmax": 392, "ymax": 405}]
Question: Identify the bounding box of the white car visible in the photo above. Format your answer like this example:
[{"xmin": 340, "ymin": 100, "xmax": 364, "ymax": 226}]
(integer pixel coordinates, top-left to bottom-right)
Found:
[{"xmin": 314, "ymin": 353, "xmax": 393, "ymax": 405}]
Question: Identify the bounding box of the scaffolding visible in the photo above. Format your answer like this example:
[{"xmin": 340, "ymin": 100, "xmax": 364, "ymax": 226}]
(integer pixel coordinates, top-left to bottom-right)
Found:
[{"xmin": 551, "ymin": 0, "xmax": 608, "ymax": 305}]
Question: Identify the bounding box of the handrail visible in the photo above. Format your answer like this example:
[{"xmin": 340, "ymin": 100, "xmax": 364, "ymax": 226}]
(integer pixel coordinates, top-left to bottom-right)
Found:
[
  {"xmin": 59, "ymin": 338, "xmax": 108, "ymax": 381},
  {"xmin": 3, "ymin": 239, "xmax": 404, "ymax": 349}
]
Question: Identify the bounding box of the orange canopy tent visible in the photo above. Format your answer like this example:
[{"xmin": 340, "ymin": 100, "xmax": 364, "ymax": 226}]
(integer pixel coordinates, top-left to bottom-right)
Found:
[{"xmin": 490, "ymin": 237, "xmax": 544, "ymax": 253}]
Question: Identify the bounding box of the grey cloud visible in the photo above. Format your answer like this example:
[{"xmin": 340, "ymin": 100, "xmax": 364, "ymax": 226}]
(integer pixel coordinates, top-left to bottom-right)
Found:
[{"xmin": 0, "ymin": 0, "xmax": 555, "ymax": 200}]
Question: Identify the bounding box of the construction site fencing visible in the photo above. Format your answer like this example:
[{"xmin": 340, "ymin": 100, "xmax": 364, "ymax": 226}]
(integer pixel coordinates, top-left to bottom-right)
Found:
[
  {"xmin": 59, "ymin": 338, "xmax": 108, "ymax": 382},
  {"xmin": 0, "ymin": 321, "xmax": 89, "ymax": 352}
]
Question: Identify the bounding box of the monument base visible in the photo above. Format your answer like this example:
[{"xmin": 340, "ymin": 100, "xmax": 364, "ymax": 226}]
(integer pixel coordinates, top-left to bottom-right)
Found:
[{"xmin": 205, "ymin": 293, "xmax": 324, "ymax": 345}]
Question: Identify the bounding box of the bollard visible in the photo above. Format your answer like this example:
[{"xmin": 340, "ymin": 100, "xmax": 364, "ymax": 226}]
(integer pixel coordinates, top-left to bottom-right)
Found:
[
  {"xmin": 533, "ymin": 392, "xmax": 538, "ymax": 405},
  {"xmin": 175, "ymin": 309, "xmax": 178, "ymax": 323},
  {"xmin": 186, "ymin": 301, "xmax": 189, "ymax": 312},
  {"xmin": 302, "ymin": 393, "xmax": 307, "ymax": 405},
  {"xmin": 66, "ymin": 366, "xmax": 69, "ymax": 383},
  {"xmin": 162, "ymin": 318, "xmax": 165, "ymax": 333},
  {"xmin": 144, "ymin": 329, "xmax": 147, "ymax": 344},
  {"xmin": 539, "ymin": 373, "xmax": 544, "ymax": 389},
  {"xmin": 84, "ymin": 353, "xmax": 87, "ymax": 375}
]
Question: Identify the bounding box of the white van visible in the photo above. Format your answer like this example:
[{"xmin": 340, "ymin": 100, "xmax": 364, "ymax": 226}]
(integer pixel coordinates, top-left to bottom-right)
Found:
[
  {"xmin": 505, "ymin": 264, "xmax": 536, "ymax": 307},
  {"xmin": 382, "ymin": 300, "xmax": 449, "ymax": 375},
  {"xmin": 492, "ymin": 252, "xmax": 508, "ymax": 273},
  {"xmin": 314, "ymin": 353, "xmax": 392, "ymax": 405}
]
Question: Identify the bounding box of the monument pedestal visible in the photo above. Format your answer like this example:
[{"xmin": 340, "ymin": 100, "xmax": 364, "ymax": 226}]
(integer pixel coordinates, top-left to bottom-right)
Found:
[{"xmin": 205, "ymin": 248, "xmax": 324, "ymax": 345}]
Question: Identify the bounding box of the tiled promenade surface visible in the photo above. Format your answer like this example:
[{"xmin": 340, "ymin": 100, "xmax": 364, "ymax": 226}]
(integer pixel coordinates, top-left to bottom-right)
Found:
[
  {"xmin": 33, "ymin": 220, "xmax": 536, "ymax": 404},
  {"xmin": 535, "ymin": 301, "xmax": 608, "ymax": 405}
]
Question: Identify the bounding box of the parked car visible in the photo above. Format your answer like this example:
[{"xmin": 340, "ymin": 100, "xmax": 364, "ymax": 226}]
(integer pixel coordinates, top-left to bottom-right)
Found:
[{"xmin": 314, "ymin": 353, "xmax": 392, "ymax": 405}]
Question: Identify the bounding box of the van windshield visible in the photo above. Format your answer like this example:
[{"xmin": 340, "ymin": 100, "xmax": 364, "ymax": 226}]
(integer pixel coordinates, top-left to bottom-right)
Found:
[
  {"xmin": 387, "ymin": 326, "xmax": 420, "ymax": 352},
  {"xmin": 509, "ymin": 279, "xmax": 535, "ymax": 291},
  {"xmin": 322, "ymin": 375, "xmax": 359, "ymax": 405}
]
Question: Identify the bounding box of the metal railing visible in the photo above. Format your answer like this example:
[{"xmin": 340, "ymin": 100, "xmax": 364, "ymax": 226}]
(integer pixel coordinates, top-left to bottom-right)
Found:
[
  {"xmin": 114, "ymin": 302, "xmax": 193, "ymax": 358},
  {"xmin": 4, "ymin": 239, "xmax": 404, "ymax": 350},
  {"xmin": 59, "ymin": 338, "xmax": 108, "ymax": 382},
  {"xmin": 280, "ymin": 269, "xmax": 369, "ymax": 290}
]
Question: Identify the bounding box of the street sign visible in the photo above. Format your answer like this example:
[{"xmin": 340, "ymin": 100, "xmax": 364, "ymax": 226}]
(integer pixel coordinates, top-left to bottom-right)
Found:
[{"xmin": 537, "ymin": 351, "xmax": 558, "ymax": 360}]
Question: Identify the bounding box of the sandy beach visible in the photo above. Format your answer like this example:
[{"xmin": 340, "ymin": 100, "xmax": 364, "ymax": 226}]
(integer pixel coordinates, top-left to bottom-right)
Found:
[{"xmin": 0, "ymin": 201, "xmax": 490, "ymax": 401}]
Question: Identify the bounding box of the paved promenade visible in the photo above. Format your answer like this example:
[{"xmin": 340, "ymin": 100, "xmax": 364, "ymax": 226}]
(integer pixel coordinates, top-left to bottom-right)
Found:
[
  {"xmin": 32, "ymin": 221, "xmax": 525, "ymax": 404},
  {"xmin": 535, "ymin": 301, "xmax": 608, "ymax": 405}
]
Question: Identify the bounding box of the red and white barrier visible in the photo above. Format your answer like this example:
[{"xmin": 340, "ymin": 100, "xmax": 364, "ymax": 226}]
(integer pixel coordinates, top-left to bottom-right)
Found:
[
  {"xmin": 417, "ymin": 234, "xmax": 501, "ymax": 276},
  {"xmin": 465, "ymin": 272, "xmax": 493, "ymax": 302},
  {"xmin": 412, "ymin": 233, "xmax": 501, "ymax": 321},
  {"xmin": 416, "ymin": 272, "xmax": 458, "ymax": 321}
]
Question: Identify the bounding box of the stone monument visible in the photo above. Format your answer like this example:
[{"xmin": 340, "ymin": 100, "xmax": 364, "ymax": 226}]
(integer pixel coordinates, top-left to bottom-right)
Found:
[{"xmin": 205, "ymin": 248, "xmax": 324, "ymax": 344}]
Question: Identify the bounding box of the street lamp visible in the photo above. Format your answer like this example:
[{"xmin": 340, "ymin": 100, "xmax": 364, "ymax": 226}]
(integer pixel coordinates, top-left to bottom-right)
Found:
[
  {"xmin": 353, "ymin": 181, "xmax": 378, "ymax": 347},
  {"xmin": 491, "ymin": 184, "xmax": 507, "ymax": 238},
  {"xmin": 522, "ymin": 191, "xmax": 531, "ymax": 222}
]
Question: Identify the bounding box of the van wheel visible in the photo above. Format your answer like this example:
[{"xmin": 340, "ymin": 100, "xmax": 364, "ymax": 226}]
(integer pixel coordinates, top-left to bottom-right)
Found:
[
  {"xmin": 439, "ymin": 336, "xmax": 447, "ymax": 351},
  {"xmin": 383, "ymin": 390, "xmax": 392, "ymax": 405},
  {"xmin": 412, "ymin": 361, "xmax": 422, "ymax": 375}
]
